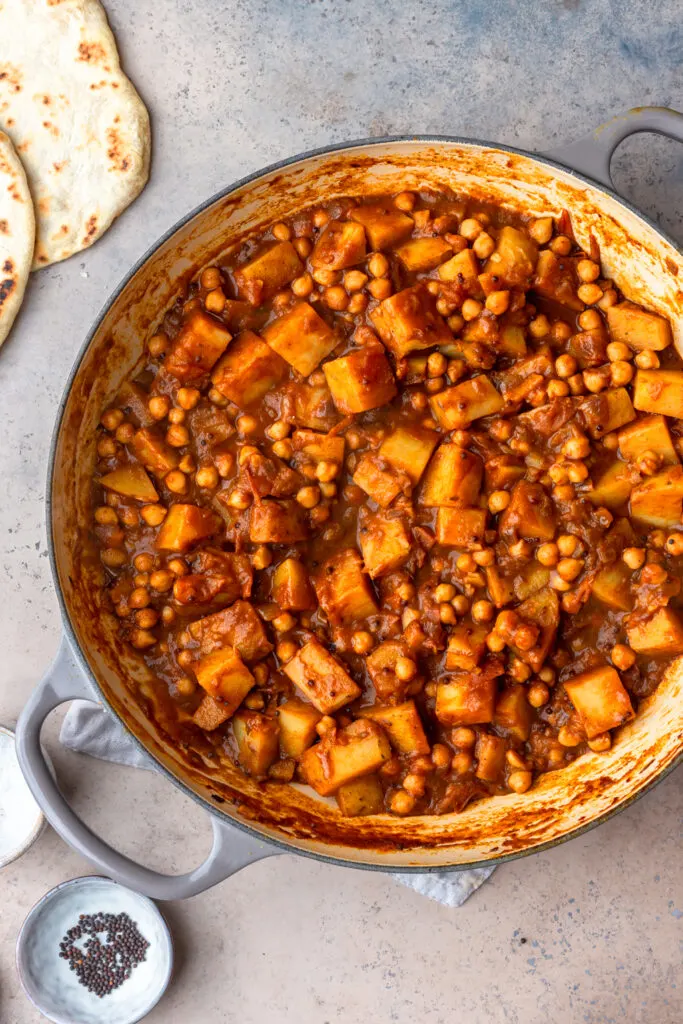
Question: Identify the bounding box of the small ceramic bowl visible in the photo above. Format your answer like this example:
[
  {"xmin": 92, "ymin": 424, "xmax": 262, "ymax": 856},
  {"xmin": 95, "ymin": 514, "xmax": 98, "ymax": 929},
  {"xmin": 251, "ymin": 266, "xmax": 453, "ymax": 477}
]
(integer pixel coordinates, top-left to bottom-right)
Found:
[
  {"xmin": 0, "ymin": 724, "xmax": 46, "ymax": 869},
  {"xmin": 16, "ymin": 876, "xmax": 174, "ymax": 1024}
]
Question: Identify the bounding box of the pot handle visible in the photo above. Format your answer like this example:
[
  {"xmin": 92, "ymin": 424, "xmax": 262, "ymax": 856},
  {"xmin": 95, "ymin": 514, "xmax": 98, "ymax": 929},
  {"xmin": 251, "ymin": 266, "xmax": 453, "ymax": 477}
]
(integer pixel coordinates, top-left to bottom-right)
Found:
[
  {"xmin": 15, "ymin": 637, "xmax": 280, "ymax": 900},
  {"xmin": 541, "ymin": 105, "xmax": 683, "ymax": 191}
]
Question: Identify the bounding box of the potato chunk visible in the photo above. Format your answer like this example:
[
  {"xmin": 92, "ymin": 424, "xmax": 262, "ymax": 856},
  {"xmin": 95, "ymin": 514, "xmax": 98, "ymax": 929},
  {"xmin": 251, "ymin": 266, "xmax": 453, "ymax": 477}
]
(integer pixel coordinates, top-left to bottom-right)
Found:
[
  {"xmin": 436, "ymin": 673, "xmax": 496, "ymax": 725},
  {"xmin": 286, "ymin": 381, "xmax": 339, "ymax": 430},
  {"xmin": 194, "ymin": 645, "xmax": 255, "ymax": 715},
  {"xmin": 369, "ymin": 283, "xmax": 451, "ymax": 358},
  {"xmin": 272, "ymin": 557, "xmax": 316, "ymax": 611},
  {"xmin": 283, "ymin": 638, "xmax": 361, "ymax": 713},
  {"xmin": 533, "ymin": 249, "xmax": 582, "ymax": 310},
  {"xmin": 310, "ymin": 220, "xmax": 366, "ymax": 270},
  {"xmin": 233, "ymin": 241, "xmax": 303, "ymax": 305},
  {"xmin": 438, "ymin": 247, "xmax": 481, "ymax": 294},
  {"xmin": 378, "ymin": 424, "xmax": 439, "ymax": 485},
  {"xmin": 263, "ymin": 302, "xmax": 337, "ymax": 376},
  {"xmin": 475, "ymin": 733, "xmax": 507, "ymax": 782},
  {"xmin": 276, "ymin": 699, "xmax": 322, "ymax": 757},
  {"xmin": 563, "ymin": 665, "xmax": 634, "ymax": 739},
  {"xmin": 429, "ymin": 375, "xmax": 504, "ymax": 430},
  {"xmin": 436, "ymin": 507, "xmax": 487, "ymax": 547},
  {"xmin": 445, "ymin": 624, "xmax": 489, "ymax": 671},
  {"xmin": 618, "ymin": 415, "xmax": 679, "ymax": 466},
  {"xmin": 394, "ymin": 236, "xmax": 452, "ymax": 271},
  {"xmin": 232, "ymin": 711, "xmax": 280, "ymax": 777},
  {"xmin": 291, "ymin": 429, "xmax": 345, "ymax": 466},
  {"xmin": 581, "ymin": 387, "xmax": 636, "ymax": 439},
  {"xmin": 626, "ymin": 607, "xmax": 683, "ymax": 655},
  {"xmin": 633, "ymin": 369, "xmax": 683, "ymax": 419},
  {"xmin": 358, "ymin": 511, "xmax": 412, "ymax": 578},
  {"xmin": 512, "ymin": 587, "xmax": 559, "ymax": 672},
  {"xmin": 164, "ymin": 310, "xmax": 232, "ymax": 382},
  {"xmin": 189, "ymin": 600, "xmax": 272, "ymax": 661},
  {"xmin": 420, "ymin": 444, "xmax": 483, "ymax": 508},
  {"xmin": 336, "ymin": 775, "xmax": 385, "ymax": 817},
  {"xmin": 498, "ymin": 480, "xmax": 555, "ymax": 541},
  {"xmin": 485, "ymin": 226, "xmax": 538, "ymax": 287},
  {"xmin": 249, "ymin": 499, "xmax": 309, "ymax": 544},
  {"xmin": 131, "ymin": 428, "xmax": 179, "ymax": 477},
  {"xmin": 591, "ymin": 563, "xmax": 633, "ymax": 612},
  {"xmin": 607, "ymin": 301, "xmax": 672, "ymax": 351},
  {"xmin": 300, "ymin": 719, "xmax": 392, "ymax": 796},
  {"xmin": 313, "ymin": 548, "xmax": 378, "ymax": 624},
  {"xmin": 494, "ymin": 686, "xmax": 532, "ymax": 741},
  {"xmin": 348, "ymin": 203, "xmax": 414, "ymax": 250},
  {"xmin": 359, "ymin": 700, "xmax": 430, "ymax": 754},
  {"xmin": 588, "ymin": 460, "xmax": 638, "ymax": 509},
  {"xmin": 155, "ymin": 504, "xmax": 220, "ymax": 552},
  {"xmin": 630, "ymin": 466, "xmax": 683, "ymax": 527},
  {"xmin": 352, "ymin": 452, "xmax": 407, "ymax": 508},
  {"xmin": 99, "ymin": 465, "xmax": 158, "ymax": 503},
  {"xmin": 366, "ymin": 640, "xmax": 412, "ymax": 701},
  {"xmin": 323, "ymin": 347, "xmax": 396, "ymax": 414},
  {"xmin": 192, "ymin": 695, "xmax": 231, "ymax": 732},
  {"xmin": 211, "ymin": 330, "xmax": 287, "ymax": 407}
]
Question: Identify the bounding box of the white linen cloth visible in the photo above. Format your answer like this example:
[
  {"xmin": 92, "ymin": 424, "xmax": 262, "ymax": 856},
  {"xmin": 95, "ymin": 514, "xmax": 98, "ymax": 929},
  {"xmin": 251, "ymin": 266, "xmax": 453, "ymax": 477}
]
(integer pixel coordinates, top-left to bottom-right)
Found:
[{"xmin": 60, "ymin": 701, "xmax": 495, "ymax": 906}]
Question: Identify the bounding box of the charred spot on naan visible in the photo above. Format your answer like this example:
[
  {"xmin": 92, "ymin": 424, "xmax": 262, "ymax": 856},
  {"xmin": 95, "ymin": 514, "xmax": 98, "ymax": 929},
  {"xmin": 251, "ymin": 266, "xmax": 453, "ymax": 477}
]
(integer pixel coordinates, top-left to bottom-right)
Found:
[
  {"xmin": 82, "ymin": 215, "xmax": 98, "ymax": 244},
  {"xmin": 0, "ymin": 64, "xmax": 22, "ymax": 93},
  {"xmin": 0, "ymin": 277, "xmax": 16, "ymax": 309},
  {"xmin": 106, "ymin": 127, "xmax": 130, "ymax": 172},
  {"xmin": 0, "ymin": 220, "xmax": 8, "ymax": 234}
]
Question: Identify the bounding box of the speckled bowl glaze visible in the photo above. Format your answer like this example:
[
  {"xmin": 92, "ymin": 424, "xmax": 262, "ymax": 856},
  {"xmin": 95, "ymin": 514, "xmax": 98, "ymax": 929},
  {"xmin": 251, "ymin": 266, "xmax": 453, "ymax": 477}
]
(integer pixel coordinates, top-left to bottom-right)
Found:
[
  {"xmin": 16, "ymin": 876, "xmax": 173, "ymax": 1024},
  {"xmin": 0, "ymin": 724, "xmax": 46, "ymax": 869}
]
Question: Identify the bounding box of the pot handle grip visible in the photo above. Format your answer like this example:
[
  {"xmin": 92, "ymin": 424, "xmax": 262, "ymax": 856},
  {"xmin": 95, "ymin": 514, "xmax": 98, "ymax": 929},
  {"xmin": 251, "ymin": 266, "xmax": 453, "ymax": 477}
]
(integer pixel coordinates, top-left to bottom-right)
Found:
[
  {"xmin": 541, "ymin": 106, "xmax": 683, "ymax": 191},
  {"xmin": 15, "ymin": 637, "xmax": 280, "ymax": 900}
]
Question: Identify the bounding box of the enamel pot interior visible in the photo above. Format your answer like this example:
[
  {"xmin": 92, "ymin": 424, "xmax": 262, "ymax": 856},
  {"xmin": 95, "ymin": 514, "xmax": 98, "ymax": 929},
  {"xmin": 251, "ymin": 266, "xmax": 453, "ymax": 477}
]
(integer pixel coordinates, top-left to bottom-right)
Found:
[{"xmin": 51, "ymin": 139, "xmax": 683, "ymax": 869}]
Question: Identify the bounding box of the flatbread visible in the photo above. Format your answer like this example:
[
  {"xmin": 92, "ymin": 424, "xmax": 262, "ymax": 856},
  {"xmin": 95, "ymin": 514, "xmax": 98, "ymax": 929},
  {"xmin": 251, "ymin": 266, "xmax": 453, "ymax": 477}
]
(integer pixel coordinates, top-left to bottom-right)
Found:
[
  {"xmin": 0, "ymin": 0, "xmax": 151, "ymax": 269},
  {"xmin": 0, "ymin": 130, "xmax": 34, "ymax": 346}
]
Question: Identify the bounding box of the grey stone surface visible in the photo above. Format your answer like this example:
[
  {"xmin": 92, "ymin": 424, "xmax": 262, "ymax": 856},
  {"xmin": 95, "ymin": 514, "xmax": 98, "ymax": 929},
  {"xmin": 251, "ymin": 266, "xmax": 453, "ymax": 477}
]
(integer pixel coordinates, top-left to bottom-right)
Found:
[{"xmin": 0, "ymin": 0, "xmax": 682, "ymax": 1020}]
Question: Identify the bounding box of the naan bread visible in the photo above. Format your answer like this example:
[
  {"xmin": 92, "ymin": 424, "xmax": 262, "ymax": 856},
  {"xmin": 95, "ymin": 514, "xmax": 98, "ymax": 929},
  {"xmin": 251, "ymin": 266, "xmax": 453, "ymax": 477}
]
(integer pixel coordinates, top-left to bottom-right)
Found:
[
  {"xmin": 0, "ymin": 0, "xmax": 150, "ymax": 269},
  {"xmin": 0, "ymin": 130, "xmax": 34, "ymax": 346}
]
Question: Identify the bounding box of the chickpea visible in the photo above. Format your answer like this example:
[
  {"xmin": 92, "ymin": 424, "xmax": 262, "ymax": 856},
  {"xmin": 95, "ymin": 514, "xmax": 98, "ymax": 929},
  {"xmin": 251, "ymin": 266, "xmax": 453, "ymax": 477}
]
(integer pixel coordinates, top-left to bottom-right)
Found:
[
  {"xmin": 393, "ymin": 656, "xmax": 416, "ymax": 682},
  {"xmin": 635, "ymin": 350, "xmax": 660, "ymax": 370},
  {"xmin": 227, "ymin": 488, "xmax": 252, "ymax": 510},
  {"xmin": 550, "ymin": 573, "xmax": 571, "ymax": 592},
  {"xmin": 200, "ymin": 267, "xmax": 221, "ymax": 290},
  {"xmin": 473, "ymin": 548, "xmax": 495, "ymax": 567},
  {"xmin": 535, "ymin": 542, "xmax": 559, "ymax": 567},
  {"xmin": 425, "ymin": 352, "xmax": 447, "ymax": 378},
  {"xmin": 161, "ymin": 605, "xmax": 176, "ymax": 626},
  {"xmin": 130, "ymin": 629, "xmax": 157, "ymax": 649},
  {"xmin": 439, "ymin": 602, "xmax": 457, "ymax": 624},
  {"xmin": 456, "ymin": 553, "xmax": 477, "ymax": 574},
  {"xmin": 208, "ymin": 388, "xmax": 228, "ymax": 407},
  {"xmin": 140, "ymin": 504, "xmax": 167, "ymax": 527},
  {"xmin": 461, "ymin": 298, "xmax": 483, "ymax": 321},
  {"xmin": 150, "ymin": 569, "xmax": 174, "ymax": 592},
  {"xmin": 459, "ymin": 217, "xmax": 483, "ymax": 240},
  {"xmin": 556, "ymin": 534, "xmax": 578, "ymax": 557},
  {"xmin": 393, "ymin": 191, "xmax": 416, "ymax": 212},
  {"xmin": 529, "ymin": 314, "xmax": 550, "ymax": 339},
  {"xmin": 577, "ymin": 259, "xmax": 600, "ymax": 283},
  {"xmin": 666, "ymin": 533, "xmax": 683, "ymax": 557},
  {"xmin": 452, "ymin": 595, "xmax": 470, "ymax": 615},
  {"xmin": 550, "ymin": 235, "xmax": 572, "ymax": 256},
  {"xmin": 611, "ymin": 643, "xmax": 636, "ymax": 670},
  {"xmin": 290, "ymin": 236, "xmax": 311, "ymax": 259},
  {"xmin": 529, "ymin": 217, "xmax": 553, "ymax": 244},
  {"xmin": 312, "ymin": 208, "xmax": 330, "ymax": 229},
  {"xmin": 295, "ymin": 485, "xmax": 321, "ymax": 509},
  {"xmin": 167, "ymin": 558, "xmax": 186, "ymax": 578},
  {"xmin": 486, "ymin": 632, "xmax": 506, "ymax": 653},
  {"xmin": 447, "ymin": 313, "xmax": 465, "ymax": 335},
  {"xmin": 289, "ymin": 272, "xmax": 314, "ymax": 299},
  {"xmin": 400, "ymin": 772, "xmax": 426, "ymax": 799},
  {"xmin": 578, "ymin": 308, "xmax": 603, "ymax": 331},
  {"xmin": 236, "ymin": 414, "xmax": 259, "ymax": 436},
  {"xmin": 583, "ymin": 368, "xmax": 609, "ymax": 393},
  {"xmin": 508, "ymin": 770, "xmax": 533, "ymax": 794},
  {"xmin": 471, "ymin": 231, "xmax": 494, "ymax": 259},
  {"xmin": 588, "ymin": 733, "xmax": 612, "ymax": 753},
  {"xmin": 323, "ymin": 285, "xmax": 349, "ymax": 311},
  {"xmin": 555, "ymin": 354, "xmax": 577, "ymax": 379},
  {"xmin": 472, "ymin": 600, "xmax": 494, "ymax": 623},
  {"xmin": 273, "ymin": 612, "xmax": 296, "ymax": 633},
  {"xmin": 567, "ymin": 462, "xmax": 588, "ymax": 484},
  {"xmin": 551, "ymin": 321, "xmax": 573, "ymax": 343},
  {"xmin": 452, "ymin": 727, "xmax": 476, "ymax": 748},
  {"xmin": 611, "ymin": 360, "xmax": 634, "ymax": 387},
  {"xmin": 606, "ymin": 341, "xmax": 631, "ymax": 363},
  {"xmin": 343, "ymin": 269, "xmax": 368, "ymax": 293},
  {"xmin": 101, "ymin": 407, "xmax": 124, "ymax": 431},
  {"xmin": 177, "ymin": 649, "xmax": 194, "ymax": 670},
  {"xmin": 547, "ymin": 379, "xmax": 570, "ymax": 399},
  {"xmin": 132, "ymin": 553, "xmax": 153, "ymax": 574},
  {"xmin": 148, "ymin": 333, "xmax": 169, "ymax": 357},
  {"xmin": 367, "ymin": 252, "xmax": 389, "ymax": 278},
  {"xmin": 558, "ymin": 726, "xmax": 582, "ymax": 747},
  {"xmin": 641, "ymin": 563, "xmax": 668, "ymax": 585},
  {"xmin": 135, "ymin": 608, "xmax": 159, "ymax": 630},
  {"xmin": 390, "ymin": 790, "xmax": 416, "ymax": 815},
  {"xmin": 509, "ymin": 539, "xmax": 533, "ymax": 560},
  {"xmin": 174, "ymin": 676, "xmax": 196, "ymax": 698},
  {"xmin": 556, "ymin": 557, "xmax": 584, "ymax": 582},
  {"xmin": 166, "ymin": 424, "xmax": 189, "ymax": 447},
  {"xmin": 101, "ymin": 547, "xmax": 127, "ymax": 569},
  {"xmin": 348, "ymin": 293, "xmax": 368, "ymax": 314},
  {"xmin": 346, "ymin": 630, "xmax": 372, "ymax": 656},
  {"xmin": 527, "ymin": 682, "xmax": 550, "ymax": 708},
  {"xmin": 95, "ymin": 506, "xmax": 119, "ymax": 526},
  {"xmin": 485, "ymin": 289, "xmax": 510, "ymax": 316},
  {"xmin": 165, "ymin": 470, "xmax": 187, "ymax": 494},
  {"xmin": 275, "ymin": 640, "xmax": 298, "ymax": 664},
  {"xmin": 205, "ymin": 288, "xmax": 226, "ymax": 314},
  {"xmin": 128, "ymin": 587, "xmax": 150, "ymax": 610},
  {"xmin": 315, "ymin": 460, "xmax": 339, "ymax": 483},
  {"xmin": 248, "ymin": 545, "xmax": 271, "ymax": 571},
  {"xmin": 577, "ymin": 283, "xmax": 603, "ymax": 305},
  {"xmin": 431, "ymin": 743, "xmax": 452, "ymax": 769},
  {"xmin": 368, "ymin": 278, "xmax": 392, "ymax": 301},
  {"xmin": 451, "ymin": 752, "xmax": 474, "ymax": 775},
  {"xmin": 97, "ymin": 437, "xmax": 118, "ymax": 458}
]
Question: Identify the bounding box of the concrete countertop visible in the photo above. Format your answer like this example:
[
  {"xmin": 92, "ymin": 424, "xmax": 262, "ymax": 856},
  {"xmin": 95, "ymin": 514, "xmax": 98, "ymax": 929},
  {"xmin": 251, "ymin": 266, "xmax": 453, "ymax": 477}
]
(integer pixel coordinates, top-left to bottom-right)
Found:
[{"xmin": 1, "ymin": 1, "xmax": 682, "ymax": 1021}]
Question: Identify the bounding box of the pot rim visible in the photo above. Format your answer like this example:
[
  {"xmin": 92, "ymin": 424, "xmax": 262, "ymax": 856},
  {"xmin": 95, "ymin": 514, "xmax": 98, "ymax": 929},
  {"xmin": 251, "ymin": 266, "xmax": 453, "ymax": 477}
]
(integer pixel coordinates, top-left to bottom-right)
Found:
[{"xmin": 46, "ymin": 132, "xmax": 683, "ymax": 872}]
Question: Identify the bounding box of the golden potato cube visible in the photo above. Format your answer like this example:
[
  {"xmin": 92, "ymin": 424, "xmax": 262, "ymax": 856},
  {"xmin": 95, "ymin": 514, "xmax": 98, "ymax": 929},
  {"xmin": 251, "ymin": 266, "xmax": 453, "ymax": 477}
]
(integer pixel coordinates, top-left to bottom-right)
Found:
[
  {"xmin": 336, "ymin": 775, "xmax": 385, "ymax": 817},
  {"xmin": 512, "ymin": 587, "xmax": 559, "ymax": 673},
  {"xmin": 626, "ymin": 606, "xmax": 683, "ymax": 655},
  {"xmin": 291, "ymin": 429, "xmax": 345, "ymax": 466},
  {"xmin": 359, "ymin": 700, "xmax": 430, "ymax": 754},
  {"xmin": 588, "ymin": 460, "xmax": 638, "ymax": 509},
  {"xmin": 475, "ymin": 732, "xmax": 507, "ymax": 782},
  {"xmin": 533, "ymin": 249, "xmax": 582, "ymax": 309},
  {"xmin": 276, "ymin": 699, "xmax": 322, "ymax": 757},
  {"xmin": 429, "ymin": 375, "xmax": 504, "ymax": 430},
  {"xmin": 513, "ymin": 562, "xmax": 550, "ymax": 602},
  {"xmin": 164, "ymin": 310, "xmax": 233, "ymax": 383},
  {"xmin": 591, "ymin": 563, "xmax": 633, "ymax": 612},
  {"xmin": 189, "ymin": 601, "xmax": 272, "ymax": 661},
  {"xmin": 313, "ymin": 547, "xmax": 378, "ymax": 625},
  {"xmin": 499, "ymin": 480, "xmax": 556, "ymax": 541},
  {"xmin": 607, "ymin": 301, "xmax": 672, "ymax": 351},
  {"xmin": 233, "ymin": 241, "xmax": 303, "ymax": 305},
  {"xmin": 494, "ymin": 686, "xmax": 533, "ymax": 741},
  {"xmin": 211, "ymin": 330, "xmax": 287, "ymax": 407},
  {"xmin": 249, "ymin": 499, "xmax": 309, "ymax": 544},
  {"xmin": 487, "ymin": 226, "xmax": 538, "ymax": 286},
  {"xmin": 436, "ymin": 506, "xmax": 487, "ymax": 547},
  {"xmin": 263, "ymin": 302, "xmax": 337, "ymax": 376},
  {"xmin": 232, "ymin": 711, "xmax": 280, "ymax": 777},
  {"xmin": 618, "ymin": 414, "xmax": 679, "ymax": 466},
  {"xmin": 358, "ymin": 512, "xmax": 412, "ymax": 579},
  {"xmin": 563, "ymin": 666, "xmax": 634, "ymax": 739},
  {"xmin": 155, "ymin": 504, "xmax": 220, "ymax": 552},
  {"xmin": 445, "ymin": 624, "xmax": 489, "ymax": 671},
  {"xmin": 633, "ymin": 369, "xmax": 683, "ymax": 419},
  {"xmin": 394, "ymin": 236, "xmax": 452, "ymax": 271},
  {"xmin": 486, "ymin": 564, "xmax": 516, "ymax": 607},
  {"xmin": 378, "ymin": 424, "xmax": 439, "ymax": 486},
  {"xmin": 194, "ymin": 645, "xmax": 255, "ymax": 715},
  {"xmin": 301, "ymin": 719, "xmax": 392, "ymax": 796},
  {"xmin": 131, "ymin": 427, "xmax": 179, "ymax": 477},
  {"xmin": 420, "ymin": 444, "xmax": 483, "ymax": 508},
  {"xmin": 630, "ymin": 466, "xmax": 683, "ymax": 527},
  {"xmin": 436, "ymin": 673, "xmax": 497, "ymax": 725},
  {"xmin": 348, "ymin": 203, "xmax": 414, "ymax": 250},
  {"xmin": 485, "ymin": 454, "xmax": 525, "ymax": 492},
  {"xmin": 99, "ymin": 465, "xmax": 158, "ymax": 503},
  {"xmin": 499, "ymin": 324, "xmax": 527, "ymax": 358},
  {"xmin": 569, "ymin": 327, "xmax": 608, "ymax": 368},
  {"xmin": 283, "ymin": 638, "xmax": 361, "ymax": 713},
  {"xmin": 581, "ymin": 387, "xmax": 636, "ymax": 439},
  {"xmin": 323, "ymin": 347, "xmax": 396, "ymax": 414},
  {"xmin": 369, "ymin": 283, "xmax": 451, "ymax": 359},
  {"xmin": 310, "ymin": 220, "xmax": 366, "ymax": 270},
  {"xmin": 192, "ymin": 695, "xmax": 232, "ymax": 732},
  {"xmin": 288, "ymin": 382, "xmax": 339, "ymax": 430},
  {"xmin": 497, "ymin": 346, "xmax": 553, "ymax": 399},
  {"xmin": 353, "ymin": 452, "xmax": 406, "ymax": 508},
  {"xmin": 366, "ymin": 640, "xmax": 412, "ymax": 700},
  {"xmin": 438, "ymin": 247, "xmax": 481, "ymax": 292},
  {"xmin": 272, "ymin": 557, "xmax": 316, "ymax": 611}
]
